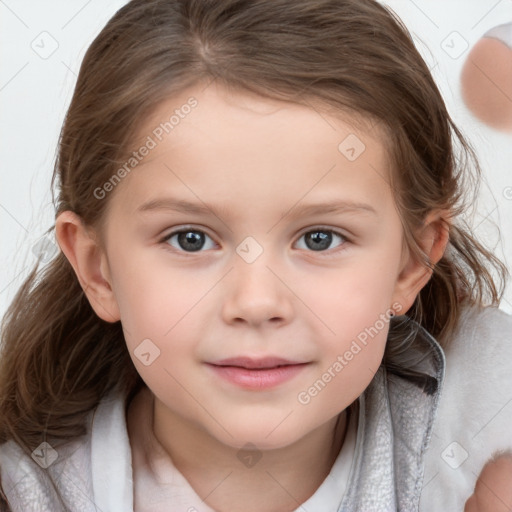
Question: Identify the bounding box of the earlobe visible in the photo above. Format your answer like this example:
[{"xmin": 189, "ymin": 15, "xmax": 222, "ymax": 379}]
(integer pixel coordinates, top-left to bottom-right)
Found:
[
  {"xmin": 391, "ymin": 210, "xmax": 451, "ymax": 313},
  {"xmin": 55, "ymin": 211, "xmax": 121, "ymax": 323}
]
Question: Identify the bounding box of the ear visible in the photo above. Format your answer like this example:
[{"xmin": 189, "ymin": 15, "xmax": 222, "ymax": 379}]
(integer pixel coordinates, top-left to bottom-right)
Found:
[
  {"xmin": 391, "ymin": 210, "xmax": 451, "ymax": 314},
  {"xmin": 55, "ymin": 211, "xmax": 121, "ymax": 323}
]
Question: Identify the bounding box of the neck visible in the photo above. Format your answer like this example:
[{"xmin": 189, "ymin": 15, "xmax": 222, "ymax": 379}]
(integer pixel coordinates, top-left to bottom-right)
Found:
[{"xmin": 152, "ymin": 395, "xmax": 349, "ymax": 512}]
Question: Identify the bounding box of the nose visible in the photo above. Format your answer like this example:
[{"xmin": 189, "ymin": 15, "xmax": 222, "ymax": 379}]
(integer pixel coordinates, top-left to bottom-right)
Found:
[{"xmin": 221, "ymin": 255, "xmax": 294, "ymax": 328}]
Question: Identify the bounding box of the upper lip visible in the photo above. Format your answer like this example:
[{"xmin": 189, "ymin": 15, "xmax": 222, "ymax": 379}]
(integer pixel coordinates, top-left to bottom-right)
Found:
[{"xmin": 208, "ymin": 357, "xmax": 308, "ymax": 369}]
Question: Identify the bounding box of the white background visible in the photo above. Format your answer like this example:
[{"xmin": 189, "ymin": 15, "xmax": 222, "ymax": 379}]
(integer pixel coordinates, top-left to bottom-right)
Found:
[{"xmin": 1, "ymin": 0, "xmax": 511, "ymax": 320}]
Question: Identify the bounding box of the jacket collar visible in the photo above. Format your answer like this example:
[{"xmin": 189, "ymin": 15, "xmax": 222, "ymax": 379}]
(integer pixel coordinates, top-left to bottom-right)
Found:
[{"xmin": 341, "ymin": 315, "xmax": 445, "ymax": 511}]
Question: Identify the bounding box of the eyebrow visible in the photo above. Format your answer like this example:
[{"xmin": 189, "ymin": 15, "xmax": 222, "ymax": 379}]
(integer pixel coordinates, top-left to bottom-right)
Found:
[{"xmin": 137, "ymin": 197, "xmax": 377, "ymax": 219}]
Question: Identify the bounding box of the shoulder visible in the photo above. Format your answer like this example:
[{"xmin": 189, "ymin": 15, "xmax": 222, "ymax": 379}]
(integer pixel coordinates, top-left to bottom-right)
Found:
[
  {"xmin": 449, "ymin": 302, "xmax": 512, "ymax": 398},
  {"xmin": 443, "ymin": 304, "xmax": 512, "ymax": 390},
  {"xmin": 420, "ymin": 304, "xmax": 512, "ymax": 511},
  {"xmin": 448, "ymin": 303, "xmax": 512, "ymax": 354},
  {"xmin": 0, "ymin": 390, "xmax": 128, "ymax": 512}
]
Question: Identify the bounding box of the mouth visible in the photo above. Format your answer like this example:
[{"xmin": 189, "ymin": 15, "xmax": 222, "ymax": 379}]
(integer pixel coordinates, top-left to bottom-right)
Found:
[
  {"xmin": 210, "ymin": 356, "xmax": 306, "ymax": 369},
  {"xmin": 205, "ymin": 356, "xmax": 310, "ymax": 390}
]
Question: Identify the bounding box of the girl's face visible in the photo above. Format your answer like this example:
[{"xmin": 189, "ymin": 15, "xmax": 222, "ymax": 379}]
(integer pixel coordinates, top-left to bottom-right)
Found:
[{"xmin": 94, "ymin": 82, "xmax": 421, "ymax": 450}]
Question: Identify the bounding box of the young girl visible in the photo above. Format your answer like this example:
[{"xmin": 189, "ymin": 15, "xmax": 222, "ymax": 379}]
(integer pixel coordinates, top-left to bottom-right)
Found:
[{"xmin": 1, "ymin": 0, "xmax": 511, "ymax": 511}]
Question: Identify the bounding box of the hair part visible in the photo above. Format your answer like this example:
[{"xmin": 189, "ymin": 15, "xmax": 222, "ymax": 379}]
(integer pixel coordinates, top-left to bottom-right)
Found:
[{"xmin": 0, "ymin": 0, "xmax": 508, "ymax": 455}]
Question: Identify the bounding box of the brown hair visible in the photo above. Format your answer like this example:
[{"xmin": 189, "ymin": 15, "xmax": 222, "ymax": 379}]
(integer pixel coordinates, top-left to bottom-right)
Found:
[{"xmin": 0, "ymin": 0, "xmax": 508, "ymax": 455}]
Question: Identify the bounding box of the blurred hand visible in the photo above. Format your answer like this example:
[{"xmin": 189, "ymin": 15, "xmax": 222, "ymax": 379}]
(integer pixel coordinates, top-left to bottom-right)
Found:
[
  {"xmin": 460, "ymin": 26, "xmax": 512, "ymax": 133},
  {"xmin": 464, "ymin": 453, "xmax": 512, "ymax": 512}
]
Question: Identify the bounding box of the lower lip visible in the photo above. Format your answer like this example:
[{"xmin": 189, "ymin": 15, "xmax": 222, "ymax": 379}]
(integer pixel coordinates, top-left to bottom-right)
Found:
[{"xmin": 206, "ymin": 363, "xmax": 308, "ymax": 390}]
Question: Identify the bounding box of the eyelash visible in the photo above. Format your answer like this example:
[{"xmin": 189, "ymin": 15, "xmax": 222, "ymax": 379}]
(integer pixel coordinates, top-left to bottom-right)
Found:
[{"xmin": 159, "ymin": 226, "xmax": 350, "ymax": 256}]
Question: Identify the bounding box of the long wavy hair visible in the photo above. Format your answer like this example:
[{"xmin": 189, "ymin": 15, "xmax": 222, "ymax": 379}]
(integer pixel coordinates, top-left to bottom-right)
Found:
[{"xmin": 0, "ymin": 0, "xmax": 508, "ymax": 458}]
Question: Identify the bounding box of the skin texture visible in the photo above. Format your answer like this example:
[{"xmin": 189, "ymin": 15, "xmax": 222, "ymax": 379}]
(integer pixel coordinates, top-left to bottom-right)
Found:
[
  {"xmin": 461, "ymin": 36, "xmax": 512, "ymax": 132},
  {"xmin": 464, "ymin": 454, "xmax": 512, "ymax": 512},
  {"xmin": 56, "ymin": 81, "xmax": 449, "ymax": 512}
]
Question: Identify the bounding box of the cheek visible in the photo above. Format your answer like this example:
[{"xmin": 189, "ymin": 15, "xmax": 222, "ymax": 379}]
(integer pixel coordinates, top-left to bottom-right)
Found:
[
  {"xmin": 296, "ymin": 359, "xmax": 387, "ymax": 433},
  {"xmin": 294, "ymin": 257, "xmax": 399, "ymax": 337},
  {"xmin": 109, "ymin": 248, "xmax": 210, "ymax": 339},
  {"xmin": 297, "ymin": 323, "xmax": 389, "ymax": 420},
  {"xmin": 107, "ymin": 252, "xmax": 209, "ymax": 384},
  {"xmin": 292, "ymin": 259, "xmax": 396, "ymax": 409}
]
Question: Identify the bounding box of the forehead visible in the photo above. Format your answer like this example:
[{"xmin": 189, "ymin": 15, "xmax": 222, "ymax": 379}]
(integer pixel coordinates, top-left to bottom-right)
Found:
[
  {"xmin": 108, "ymin": 82, "xmax": 394, "ymax": 219},
  {"xmin": 137, "ymin": 81, "xmax": 387, "ymax": 157}
]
